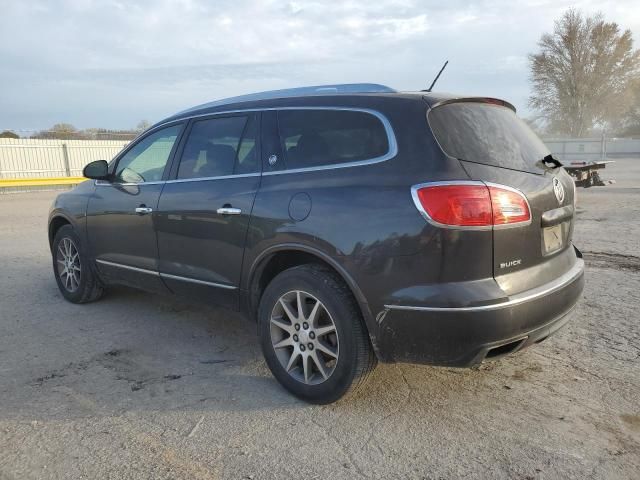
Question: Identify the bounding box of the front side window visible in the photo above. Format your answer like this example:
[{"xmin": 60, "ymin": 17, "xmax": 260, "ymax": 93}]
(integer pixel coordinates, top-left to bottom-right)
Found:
[
  {"xmin": 114, "ymin": 125, "xmax": 182, "ymax": 183},
  {"xmin": 277, "ymin": 110, "xmax": 389, "ymax": 170},
  {"xmin": 177, "ymin": 115, "xmax": 258, "ymax": 179}
]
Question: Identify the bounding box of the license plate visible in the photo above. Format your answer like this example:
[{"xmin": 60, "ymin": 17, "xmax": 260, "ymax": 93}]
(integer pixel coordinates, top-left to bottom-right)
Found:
[{"xmin": 543, "ymin": 223, "xmax": 566, "ymax": 254}]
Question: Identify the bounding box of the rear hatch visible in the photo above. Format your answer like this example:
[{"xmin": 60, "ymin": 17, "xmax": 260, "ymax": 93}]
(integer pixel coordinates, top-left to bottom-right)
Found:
[{"xmin": 427, "ymin": 99, "xmax": 578, "ymax": 295}]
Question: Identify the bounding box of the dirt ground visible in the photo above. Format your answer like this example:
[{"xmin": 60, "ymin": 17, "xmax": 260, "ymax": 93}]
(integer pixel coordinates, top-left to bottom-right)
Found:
[{"xmin": 0, "ymin": 159, "xmax": 638, "ymax": 480}]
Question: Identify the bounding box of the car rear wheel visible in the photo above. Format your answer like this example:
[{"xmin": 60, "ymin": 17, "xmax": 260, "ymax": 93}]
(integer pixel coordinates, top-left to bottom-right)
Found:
[
  {"xmin": 52, "ymin": 224, "xmax": 104, "ymax": 304},
  {"xmin": 258, "ymin": 264, "xmax": 376, "ymax": 403}
]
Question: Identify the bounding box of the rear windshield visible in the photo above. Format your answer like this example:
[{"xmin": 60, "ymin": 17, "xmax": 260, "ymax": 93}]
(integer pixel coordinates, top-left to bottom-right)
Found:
[{"xmin": 428, "ymin": 102, "xmax": 549, "ymax": 174}]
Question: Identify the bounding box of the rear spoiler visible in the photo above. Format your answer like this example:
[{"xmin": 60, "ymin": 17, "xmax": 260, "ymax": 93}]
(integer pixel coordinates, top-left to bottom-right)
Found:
[{"xmin": 424, "ymin": 96, "xmax": 516, "ymax": 113}]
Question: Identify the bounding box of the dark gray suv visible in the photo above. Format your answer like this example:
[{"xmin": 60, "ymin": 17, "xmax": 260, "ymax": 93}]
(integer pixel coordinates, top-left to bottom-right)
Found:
[{"xmin": 48, "ymin": 84, "xmax": 585, "ymax": 403}]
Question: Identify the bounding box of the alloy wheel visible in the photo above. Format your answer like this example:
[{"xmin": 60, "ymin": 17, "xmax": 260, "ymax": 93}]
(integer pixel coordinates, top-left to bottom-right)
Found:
[
  {"xmin": 56, "ymin": 237, "xmax": 81, "ymax": 292},
  {"xmin": 269, "ymin": 290, "xmax": 339, "ymax": 385}
]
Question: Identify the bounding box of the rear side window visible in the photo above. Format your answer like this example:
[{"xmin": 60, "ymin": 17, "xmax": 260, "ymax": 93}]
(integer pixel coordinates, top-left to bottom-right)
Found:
[
  {"xmin": 177, "ymin": 115, "xmax": 258, "ymax": 179},
  {"xmin": 277, "ymin": 109, "xmax": 389, "ymax": 170},
  {"xmin": 428, "ymin": 102, "xmax": 550, "ymax": 174}
]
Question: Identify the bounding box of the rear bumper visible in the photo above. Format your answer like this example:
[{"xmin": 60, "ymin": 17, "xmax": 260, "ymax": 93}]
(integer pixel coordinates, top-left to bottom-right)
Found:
[{"xmin": 376, "ymin": 255, "xmax": 585, "ymax": 366}]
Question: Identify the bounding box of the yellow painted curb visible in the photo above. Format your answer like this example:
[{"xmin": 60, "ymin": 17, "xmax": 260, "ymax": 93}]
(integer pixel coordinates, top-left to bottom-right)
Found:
[{"xmin": 0, "ymin": 177, "xmax": 86, "ymax": 188}]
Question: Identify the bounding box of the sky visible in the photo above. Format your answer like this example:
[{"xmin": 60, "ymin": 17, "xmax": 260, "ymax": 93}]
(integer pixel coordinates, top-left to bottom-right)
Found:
[{"xmin": 1, "ymin": 0, "xmax": 639, "ymax": 132}]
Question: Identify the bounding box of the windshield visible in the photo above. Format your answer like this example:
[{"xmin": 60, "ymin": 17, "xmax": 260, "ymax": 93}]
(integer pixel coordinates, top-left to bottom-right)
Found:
[{"xmin": 428, "ymin": 102, "xmax": 550, "ymax": 174}]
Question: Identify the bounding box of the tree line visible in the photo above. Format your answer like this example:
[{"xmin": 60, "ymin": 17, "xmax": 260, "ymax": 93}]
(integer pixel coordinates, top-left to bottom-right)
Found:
[{"xmin": 0, "ymin": 120, "xmax": 151, "ymax": 140}]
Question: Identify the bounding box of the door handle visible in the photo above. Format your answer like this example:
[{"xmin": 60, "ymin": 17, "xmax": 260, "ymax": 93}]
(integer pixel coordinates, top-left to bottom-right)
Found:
[
  {"xmin": 135, "ymin": 207, "xmax": 153, "ymax": 215},
  {"xmin": 216, "ymin": 207, "xmax": 242, "ymax": 215}
]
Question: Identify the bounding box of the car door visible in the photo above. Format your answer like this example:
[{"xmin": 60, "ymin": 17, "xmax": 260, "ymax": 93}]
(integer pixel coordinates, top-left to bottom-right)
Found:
[
  {"xmin": 86, "ymin": 122, "xmax": 184, "ymax": 292},
  {"xmin": 155, "ymin": 113, "xmax": 261, "ymax": 309}
]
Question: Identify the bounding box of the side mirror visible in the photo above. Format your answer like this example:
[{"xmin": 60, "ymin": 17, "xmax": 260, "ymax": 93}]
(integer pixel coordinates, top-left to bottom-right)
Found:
[{"xmin": 83, "ymin": 160, "xmax": 110, "ymax": 180}]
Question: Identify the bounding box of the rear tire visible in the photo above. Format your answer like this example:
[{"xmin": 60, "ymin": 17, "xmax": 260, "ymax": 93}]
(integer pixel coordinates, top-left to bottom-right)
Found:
[
  {"xmin": 52, "ymin": 224, "xmax": 104, "ymax": 304},
  {"xmin": 258, "ymin": 264, "xmax": 376, "ymax": 404}
]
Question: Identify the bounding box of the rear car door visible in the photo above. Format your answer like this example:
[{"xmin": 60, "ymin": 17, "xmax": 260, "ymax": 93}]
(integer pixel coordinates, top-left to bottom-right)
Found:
[
  {"xmin": 155, "ymin": 113, "xmax": 261, "ymax": 309},
  {"xmin": 86, "ymin": 123, "xmax": 184, "ymax": 292}
]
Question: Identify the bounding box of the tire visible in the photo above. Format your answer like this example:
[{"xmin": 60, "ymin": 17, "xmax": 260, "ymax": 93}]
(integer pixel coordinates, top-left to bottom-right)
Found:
[
  {"xmin": 258, "ymin": 264, "xmax": 377, "ymax": 404},
  {"xmin": 52, "ymin": 224, "xmax": 104, "ymax": 304}
]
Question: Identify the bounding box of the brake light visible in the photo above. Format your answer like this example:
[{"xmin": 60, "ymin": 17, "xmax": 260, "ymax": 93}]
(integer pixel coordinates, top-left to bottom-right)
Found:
[{"xmin": 412, "ymin": 183, "xmax": 530, "ymax": 228}]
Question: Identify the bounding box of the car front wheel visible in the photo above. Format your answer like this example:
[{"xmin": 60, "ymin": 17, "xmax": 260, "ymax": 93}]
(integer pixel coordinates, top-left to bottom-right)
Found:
[{"xmin": 52, "ymin": 224, "xmax": 104, "ymax": 304}]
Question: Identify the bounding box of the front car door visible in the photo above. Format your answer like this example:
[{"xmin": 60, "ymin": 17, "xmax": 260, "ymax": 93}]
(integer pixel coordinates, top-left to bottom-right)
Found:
[
  {"xmin": 86, "ymin": 122, "xmax": 184, "ymax": 292},
  {"xmin": 155, "ymin": 113, "xmax": 261, "ymax": 309}
]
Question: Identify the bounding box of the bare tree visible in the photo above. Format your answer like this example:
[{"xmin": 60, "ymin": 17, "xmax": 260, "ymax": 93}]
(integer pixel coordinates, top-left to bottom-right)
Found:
[
  {"xmin": 0, "ymin": 130, "xmax": 19, "ymax": 139},
  {"xmin": 135, "ymin": 120, "xmax": 151, "ymax": 132},
  {"xmin": 32, "ymin": 123, "xmax": 81, "ymax": 140},
  {"xmin": 613, "ymin": 78, "xmax": 640, "ymax": 136},
  {"xmin": 529, "ymin": 9, "xmax": 640, "ymax": 137},
  {"xmin": 27, "ymin": 123, "xmax": 142, "ymax": 140}
]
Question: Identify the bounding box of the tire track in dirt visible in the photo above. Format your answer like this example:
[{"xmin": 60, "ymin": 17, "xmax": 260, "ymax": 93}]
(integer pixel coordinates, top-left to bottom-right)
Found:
[{"xmin": 582, "ymin": 251, "xmax": 640, "ymax": 272}]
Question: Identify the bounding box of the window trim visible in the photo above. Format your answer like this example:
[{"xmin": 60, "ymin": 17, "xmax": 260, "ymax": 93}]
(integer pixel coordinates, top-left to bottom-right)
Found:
[
  {"xmin": 97, "ymin": 107, "xmax": 397, "ymax": 186},
  {"xmin": 96, "ymin": 121, "xmax": 186, "ymax": 186},
  {"xmin": 270, "ymin": 107, "xmax": 396, "ymax": 175},
  {"xmin": 170, "ymin": 112, "xmax": 261, "ymax": 182},
  {"xmin": 160, "ymin": 107, "xmax": 398, "ymax": 176}
]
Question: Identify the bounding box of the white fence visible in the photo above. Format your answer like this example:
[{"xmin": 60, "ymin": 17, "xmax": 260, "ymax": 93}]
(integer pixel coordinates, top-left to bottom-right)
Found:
[
  {"xmin": 544, "ymin": 137, "xmax": 640, "ymax": 162},
  {"xmin": 0, "ymin": 136, "xmax": 638, "ymax": 184},
  {"xmin": 0, "ymin": 138, "xmax": 129, "ymax": 179}
]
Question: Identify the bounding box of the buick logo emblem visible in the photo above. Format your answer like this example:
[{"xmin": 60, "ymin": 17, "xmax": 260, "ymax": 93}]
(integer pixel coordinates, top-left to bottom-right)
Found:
[{"xmin": 553, "ymin": 177, "xmax": 565, "ymax": 205}]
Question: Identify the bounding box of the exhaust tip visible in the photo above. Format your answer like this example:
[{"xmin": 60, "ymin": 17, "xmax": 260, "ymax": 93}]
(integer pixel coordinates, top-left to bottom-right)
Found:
[{"xmin": 484, "ymin": 337, "xmax": 527, "ymax": 360}]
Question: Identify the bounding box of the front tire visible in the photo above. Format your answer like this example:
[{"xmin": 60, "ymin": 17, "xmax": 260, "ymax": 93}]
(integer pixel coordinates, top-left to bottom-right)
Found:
[
  {"xmin": 258, "ymin": 264, "xmax": 376, "ymax": 404},
  {"xmin": 52, "ymin": 224, "xmax": 104, "ymax": 304}
]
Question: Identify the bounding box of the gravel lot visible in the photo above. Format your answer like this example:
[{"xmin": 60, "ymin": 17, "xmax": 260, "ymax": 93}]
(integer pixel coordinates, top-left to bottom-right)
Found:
[{"xmin": 1, "ymin": 159, "xmax": 638, "ymax": 479}]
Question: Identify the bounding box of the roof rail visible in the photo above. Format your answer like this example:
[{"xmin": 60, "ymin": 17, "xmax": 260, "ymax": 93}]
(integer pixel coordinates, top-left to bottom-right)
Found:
[{"xmin": 179, "ymin": 83, "xmax": 396, "ymax": 114}]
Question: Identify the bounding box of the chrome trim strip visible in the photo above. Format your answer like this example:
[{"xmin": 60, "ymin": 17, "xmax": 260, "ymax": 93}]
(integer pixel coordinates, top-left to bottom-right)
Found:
[
  {"xmin": 157, "ymin": 105, "xmax": 394, "ymax": 128},
  {"xmin": 95, "ymin": 180, "xmax": 165, "ymax": 187},
  {"xmin": 165, "ymin": 172, "xmax": 261, "ymax": 184},
  {"xmin": 95, "ymin": 259, "xmax": 159, "ymax": 276},
  {"xmin": 262, "ymin": 155, "xmax": 390, "ymax": 176},
  {"xmin": 384, "ymin": 258, "xmax": 584, "ymax": 312},
  {"xmin": 262, "ymin": 107, "xmax": 398, "ymax": 176},
  {"xmin": 159, "ymin": 272, "xmax": 237, "ymax": 290},
  {"xmin": 95, "ymin": 259, "xmax": 238, "ymax": 290},
  {"xmin": 159, "ymin": 107, "xmax": 397, "ymax": 176},
  {"xmin": 95, "ymin": 172, "xmax": 262, "ymax": 187},
  {"xmin": 95, "ymin": 108, "xmax": 397, "ymax": 184},
  {"xmin": 410, "ymin": 180, "xmax": 532, "ymax": 231}
]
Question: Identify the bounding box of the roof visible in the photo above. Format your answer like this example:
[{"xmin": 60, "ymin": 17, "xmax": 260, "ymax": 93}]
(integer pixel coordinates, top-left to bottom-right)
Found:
[
  {"xmin": 176, "ymin": 83, "xmax": 397, "ymax": 116},
  {"xmin": 153, "ymin": 84, "xmax": 515, "ymax": 128}
]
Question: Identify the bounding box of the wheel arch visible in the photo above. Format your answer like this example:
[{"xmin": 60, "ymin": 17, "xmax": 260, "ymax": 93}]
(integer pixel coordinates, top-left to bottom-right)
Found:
[
  {"xmin": 48, "ymin": 213, "xmax": 74, "ymax": 251},
  {"xmin": 246, "ymin": 244, "xmax": 375, "ymax": 337}
]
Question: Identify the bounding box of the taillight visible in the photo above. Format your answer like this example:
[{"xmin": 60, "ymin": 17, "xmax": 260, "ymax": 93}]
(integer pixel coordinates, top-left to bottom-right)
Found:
[
  {"xmin": 487, "ymin": 185, "xmax": 530, "ymax": 225},
  {"xmin": 413, "ymin": 184, "xmax": 492, "ymax": 227},
  {"xmin": 412, "ymin": 182, "xmax": 531, "ymax": 228}
]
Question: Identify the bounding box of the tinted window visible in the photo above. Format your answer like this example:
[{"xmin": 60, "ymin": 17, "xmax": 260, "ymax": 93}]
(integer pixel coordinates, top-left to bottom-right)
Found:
[
  {"xmin": 114, "ymin": 125, "xmax": 181, "ymax": 183},
  {"xmin": 177, "ymin": 115, "xmax": 258, "ymax": 179},
  {"xmin": 428, "ymin": 102, "xmax": 550, "ymax": 174},
  {"xmin": 277, "ymin": 110, "xmax": 389, "ymax": 169}
]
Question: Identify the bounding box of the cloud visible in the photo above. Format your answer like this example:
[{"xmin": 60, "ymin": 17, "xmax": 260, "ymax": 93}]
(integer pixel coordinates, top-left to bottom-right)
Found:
[{"xmin": 0, "ymin": 0, "xmax": 638, "ymax": 129}]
